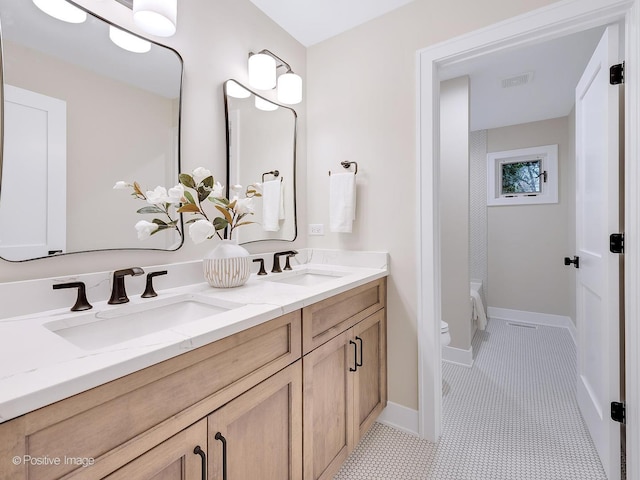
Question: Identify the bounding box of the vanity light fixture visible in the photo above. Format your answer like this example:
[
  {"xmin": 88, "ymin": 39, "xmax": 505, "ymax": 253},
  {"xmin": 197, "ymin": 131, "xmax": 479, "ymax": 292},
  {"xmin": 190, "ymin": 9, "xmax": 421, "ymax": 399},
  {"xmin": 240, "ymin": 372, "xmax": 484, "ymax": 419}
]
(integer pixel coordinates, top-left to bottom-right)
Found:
[
  {"xmin": 248, "ymin": 49, "xmax": 302, "ymax": 105},
  {"xmin": 255, "ymin": 96, "xmax": 279, "ymax": 112},
  {"xmin": 109, "ymin": 26, "xmax": 152, "ymax": 53},
  {"xmin": 32, "ymin": 0, "xmax": 87, "ymax": 24},
  {"xmin": 133, "ymin": 0, "xmax": 177, "ymax": 37}
]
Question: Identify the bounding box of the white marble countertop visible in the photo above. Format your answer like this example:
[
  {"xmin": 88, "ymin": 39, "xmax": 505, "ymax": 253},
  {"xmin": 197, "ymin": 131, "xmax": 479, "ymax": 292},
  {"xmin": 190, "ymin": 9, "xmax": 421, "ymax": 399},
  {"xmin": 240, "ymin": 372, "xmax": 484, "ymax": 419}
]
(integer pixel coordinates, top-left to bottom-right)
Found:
[{"xmin": 0, "ymin": 249, "xmax": 388, "ymax": 423}]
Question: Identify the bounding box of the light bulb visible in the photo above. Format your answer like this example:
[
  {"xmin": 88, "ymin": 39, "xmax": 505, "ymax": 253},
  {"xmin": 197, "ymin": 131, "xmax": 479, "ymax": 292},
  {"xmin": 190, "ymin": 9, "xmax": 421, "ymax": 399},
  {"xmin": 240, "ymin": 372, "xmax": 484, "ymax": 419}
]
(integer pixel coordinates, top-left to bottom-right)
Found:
[
  {"xmin": 248, "ymin": 53, "xmax": 276, "ymax": 90},
  {"xmin": 133, "ymin": 0, "xmax": 177, "ymax": 37},
  {"xmin": 109, "ymin": 26, "xmax": 151, "ymax": 53},
  {"xmin": 32, "ymin": 0, "xmax": 87, "ymax": 23},
  {"xmin": 226, "ymin": 81, "xmax": 251, "ymax": 99},
  {"xmin": 255, "ymin": 96, "xmax": 279, "ymax": 111},
  {"xmin": 277, "ymin": 72, "xmax": 302, "ymax": 104}
]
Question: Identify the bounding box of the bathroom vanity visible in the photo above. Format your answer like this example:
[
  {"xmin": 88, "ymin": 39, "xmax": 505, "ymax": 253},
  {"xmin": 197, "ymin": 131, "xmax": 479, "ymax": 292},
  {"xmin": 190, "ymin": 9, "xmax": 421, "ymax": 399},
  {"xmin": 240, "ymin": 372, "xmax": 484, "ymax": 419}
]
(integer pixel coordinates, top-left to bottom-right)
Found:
[{"xmin": 0, "ymin": 250, "xmax": 387, "ymax": 480}]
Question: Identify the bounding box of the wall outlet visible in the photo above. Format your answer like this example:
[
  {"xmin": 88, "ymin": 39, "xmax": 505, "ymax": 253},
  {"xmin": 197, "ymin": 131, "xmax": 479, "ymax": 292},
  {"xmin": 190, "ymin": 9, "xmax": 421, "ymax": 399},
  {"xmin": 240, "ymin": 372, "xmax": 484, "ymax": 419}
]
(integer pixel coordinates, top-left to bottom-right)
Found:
[{"xmin": 309, "ymin": 224, "xmax": 324, "ymax": 236}]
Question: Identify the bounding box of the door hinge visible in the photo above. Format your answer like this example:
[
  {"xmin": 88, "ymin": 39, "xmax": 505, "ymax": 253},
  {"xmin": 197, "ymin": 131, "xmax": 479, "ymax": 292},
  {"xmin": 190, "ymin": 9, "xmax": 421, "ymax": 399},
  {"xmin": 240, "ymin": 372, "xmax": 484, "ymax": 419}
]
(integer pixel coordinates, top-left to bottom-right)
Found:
[
  {"xmin": 610, "ymin": 63, "xmax": 624, "ymax": 85},
  {"xmin": 611, "ymin": 401, "xmax": 626, "ymax": 424},
  {"xmin": 610, "ymin": 233, "xmax": 624, "ymax": 254}
]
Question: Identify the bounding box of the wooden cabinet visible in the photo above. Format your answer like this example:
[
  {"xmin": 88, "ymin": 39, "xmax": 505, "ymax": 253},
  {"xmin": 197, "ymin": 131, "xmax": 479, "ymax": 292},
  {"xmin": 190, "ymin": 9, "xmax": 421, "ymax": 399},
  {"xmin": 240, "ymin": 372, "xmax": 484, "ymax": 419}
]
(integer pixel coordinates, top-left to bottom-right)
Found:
[
  {"xmin": 0, "ymin": 279, "xmax": 386, "ymax": 480},
  {"xmin": 0, "ymin": 312, "xmax": 301, "ymax": 480},
  {"xmin": 208, "ymin": 362, "xmax": 302, "ymax": 480},
  {"xmin": 353, "ymin": 310, "xmax": 387, "ymax": 441},
  {"xmin": 105, "ymin": 420, "xmax": 207, "ymax": 480},
  {"xmin": 303, "ymin": 329, "xmax": 354, "ymax": 480},
  {"xmin": 302, "ymin": 285, "xmax": 387, "ymax": 480}
]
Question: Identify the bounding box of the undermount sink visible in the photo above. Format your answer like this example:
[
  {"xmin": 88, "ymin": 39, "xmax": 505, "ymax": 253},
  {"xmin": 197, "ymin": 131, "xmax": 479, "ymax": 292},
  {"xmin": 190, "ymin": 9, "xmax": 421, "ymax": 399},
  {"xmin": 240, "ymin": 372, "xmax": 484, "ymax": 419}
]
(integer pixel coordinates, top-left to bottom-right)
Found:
[
  {"xmin": 44, "ymin": 294, "xmax": 240, "ymax": 350},
  {"xmin": 262, "ymin": 268, "xmax": 349, "ymax": 287}
]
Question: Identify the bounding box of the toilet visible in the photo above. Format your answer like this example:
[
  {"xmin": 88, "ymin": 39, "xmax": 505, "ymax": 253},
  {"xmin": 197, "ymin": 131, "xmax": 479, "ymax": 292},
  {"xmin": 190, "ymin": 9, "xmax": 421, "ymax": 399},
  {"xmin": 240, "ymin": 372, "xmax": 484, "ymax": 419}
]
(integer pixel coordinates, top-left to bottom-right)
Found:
[{"xmin": 440, "ymin": 321, "xmax": 451, "ymax": 347}]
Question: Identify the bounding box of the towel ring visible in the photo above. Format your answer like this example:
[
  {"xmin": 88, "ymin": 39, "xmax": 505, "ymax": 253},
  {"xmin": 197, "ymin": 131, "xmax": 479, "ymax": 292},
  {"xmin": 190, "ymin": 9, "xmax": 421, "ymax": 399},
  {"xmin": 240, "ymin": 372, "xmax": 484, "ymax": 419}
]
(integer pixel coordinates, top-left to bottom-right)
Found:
[
  {"xmin": 328, "ymin": 161, "xmax": 358, "ymax": 176},
  {"xmin": 261, "ymin": 170, "xmax": 280, "ymax": 183}
]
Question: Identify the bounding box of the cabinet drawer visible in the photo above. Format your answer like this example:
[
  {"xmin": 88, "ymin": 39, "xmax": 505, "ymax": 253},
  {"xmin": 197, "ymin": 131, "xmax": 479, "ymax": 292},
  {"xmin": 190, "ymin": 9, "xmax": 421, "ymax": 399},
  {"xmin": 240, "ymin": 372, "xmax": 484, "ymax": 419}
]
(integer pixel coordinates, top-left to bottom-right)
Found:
[
  {"xmin": 302, "ymin": 278, "xmax": 385, "ymax": 354},
  {"xmin": 8, "ymin": 311, "xmax": 301, "ymax": 480}
]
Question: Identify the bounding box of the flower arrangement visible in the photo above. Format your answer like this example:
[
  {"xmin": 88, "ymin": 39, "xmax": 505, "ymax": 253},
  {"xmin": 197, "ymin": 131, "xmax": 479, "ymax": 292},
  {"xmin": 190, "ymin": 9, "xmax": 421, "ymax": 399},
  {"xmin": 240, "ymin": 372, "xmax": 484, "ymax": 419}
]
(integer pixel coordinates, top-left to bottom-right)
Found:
[{"xmin": 114, "ymin": 167, "xmax": 261, "ymax": 243}]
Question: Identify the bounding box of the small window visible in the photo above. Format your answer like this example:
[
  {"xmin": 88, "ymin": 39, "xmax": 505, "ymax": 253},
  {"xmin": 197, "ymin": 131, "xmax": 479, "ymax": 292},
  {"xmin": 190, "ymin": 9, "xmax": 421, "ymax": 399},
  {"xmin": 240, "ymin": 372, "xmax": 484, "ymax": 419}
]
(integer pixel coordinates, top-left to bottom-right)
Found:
[{"xmin": 487, "ymin": 145, "xmax": 558, "ymax": 206}]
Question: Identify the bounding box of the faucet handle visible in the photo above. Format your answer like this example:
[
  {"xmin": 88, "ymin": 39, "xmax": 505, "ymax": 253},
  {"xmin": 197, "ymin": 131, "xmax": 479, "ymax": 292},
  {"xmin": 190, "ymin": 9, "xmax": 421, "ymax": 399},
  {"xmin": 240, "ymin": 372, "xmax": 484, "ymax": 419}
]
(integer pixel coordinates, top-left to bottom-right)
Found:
[
  {"xmin": 253, "ymin": 258, "xmax": 267, "ymax": 275},
  {"xmin": 141, "ymin": 270, "xmax": 168, "ymax": 298},
  {"xmin": 284, "ymin": 252, "xmax": 297, "ymax": 271},
  {"xmin": 53, "ymin": 282, "xmax": 93, "ymax": 312}
]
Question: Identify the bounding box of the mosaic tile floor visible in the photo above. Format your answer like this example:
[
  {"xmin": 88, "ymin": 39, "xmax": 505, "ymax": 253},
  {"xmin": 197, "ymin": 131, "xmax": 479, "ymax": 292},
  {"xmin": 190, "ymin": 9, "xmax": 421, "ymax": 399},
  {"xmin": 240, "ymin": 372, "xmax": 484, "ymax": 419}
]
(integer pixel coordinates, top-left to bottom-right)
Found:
[{"xmin": 334, "ymin": 319, "xmax": 608, "ymax": 479}]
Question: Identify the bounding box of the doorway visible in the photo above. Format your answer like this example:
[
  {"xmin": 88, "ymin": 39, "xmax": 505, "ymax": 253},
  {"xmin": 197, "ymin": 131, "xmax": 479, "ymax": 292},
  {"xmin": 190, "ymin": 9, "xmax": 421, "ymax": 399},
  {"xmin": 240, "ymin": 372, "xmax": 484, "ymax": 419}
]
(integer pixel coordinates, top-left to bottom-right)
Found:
[{"xmin": 416, "ymin": 1, "xmax": 639, "ymax": 479}]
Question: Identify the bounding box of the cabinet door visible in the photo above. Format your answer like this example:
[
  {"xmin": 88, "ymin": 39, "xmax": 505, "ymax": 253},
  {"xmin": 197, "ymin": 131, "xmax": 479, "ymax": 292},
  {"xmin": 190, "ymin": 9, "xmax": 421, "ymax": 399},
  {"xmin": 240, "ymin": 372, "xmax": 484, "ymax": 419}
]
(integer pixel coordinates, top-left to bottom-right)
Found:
[
  {"xmin": 353, "ymin": 309, "xmax": 387, "ymax": 442},
  {"xmin": 208, "ymin": 361, "xmax": 302, "ymax": 480},
  {"xmin": 302, "ymin": 329, "xmax": 355, "ymax": 480},
  {"xmin": 105, "ymin": 420, "xmax": 207, "ymax": 480}
]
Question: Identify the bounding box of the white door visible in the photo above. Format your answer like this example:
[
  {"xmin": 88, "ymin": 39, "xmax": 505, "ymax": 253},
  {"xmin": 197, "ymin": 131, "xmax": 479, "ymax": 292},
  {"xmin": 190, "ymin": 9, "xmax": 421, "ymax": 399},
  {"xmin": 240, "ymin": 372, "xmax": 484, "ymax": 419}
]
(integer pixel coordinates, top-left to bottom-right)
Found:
[
  {"xmin": 574, "ymin": 25, "xmax": 622, "ymax": 480},
  {"xmin": 0, "ymin": 85, "xmax": 66, "ymax": 260}
]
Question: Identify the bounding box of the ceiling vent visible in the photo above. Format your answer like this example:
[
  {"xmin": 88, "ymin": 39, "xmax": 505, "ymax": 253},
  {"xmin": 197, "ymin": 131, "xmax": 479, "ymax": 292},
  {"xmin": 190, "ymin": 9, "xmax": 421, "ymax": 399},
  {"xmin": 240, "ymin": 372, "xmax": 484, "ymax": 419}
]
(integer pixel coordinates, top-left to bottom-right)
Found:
[{"xmin": 501, "ymin": 71, "xmax": 534, "ymax": 88}]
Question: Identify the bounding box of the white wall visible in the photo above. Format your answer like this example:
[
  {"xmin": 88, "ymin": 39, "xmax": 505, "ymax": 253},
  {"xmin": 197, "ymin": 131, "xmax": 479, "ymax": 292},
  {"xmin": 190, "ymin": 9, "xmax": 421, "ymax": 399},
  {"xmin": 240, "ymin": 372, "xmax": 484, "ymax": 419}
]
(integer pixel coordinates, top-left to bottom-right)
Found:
[
  {"xmin": 306, "ymin": 0, "xmax": 561, "ymax": 410},
  {"xmin": 470, "ymin": 130, "xmax": 489, "ymax": 304},
  {"xmin": 440, "ymin": 77, "xmax": 471, "ymax": 351},
  {"xmin": 487, "ymin": 116, "xmax": 574, "ymax": 317},
  {"xmin": 3, "ymin": 40, "xmax": 177, "ymax": 252},
  {"xmin": 0, "ymin": 0, "xmax": 306, "ymax": 281}
]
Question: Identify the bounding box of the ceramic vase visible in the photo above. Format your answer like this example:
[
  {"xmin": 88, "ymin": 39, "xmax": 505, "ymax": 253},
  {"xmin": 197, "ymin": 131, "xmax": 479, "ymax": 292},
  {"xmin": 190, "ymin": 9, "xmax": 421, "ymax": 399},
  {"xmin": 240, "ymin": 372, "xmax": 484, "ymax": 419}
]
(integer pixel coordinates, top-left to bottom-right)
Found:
[{"xmin": 203, "ymin": 239, "xmax": 251, "ymax": 288}]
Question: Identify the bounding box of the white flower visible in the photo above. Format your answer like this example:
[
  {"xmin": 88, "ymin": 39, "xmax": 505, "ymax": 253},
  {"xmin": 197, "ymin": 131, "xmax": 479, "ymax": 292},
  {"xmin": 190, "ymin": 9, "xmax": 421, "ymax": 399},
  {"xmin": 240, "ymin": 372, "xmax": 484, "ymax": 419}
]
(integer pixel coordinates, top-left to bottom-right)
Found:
[
  {"xmin": 192, "ymin": 167, "xmax": 212, "ymax": 184},
  {"xmin": 146, "ymin": 186, "xmax": 169, "ymax": 204},
  {"xmin": 113, "ymin": 181, "xmax": 129, "ymax": 190},
  {"xmin": 135, "ymin": 220, "xmax": 158, "ymax": 240},
  {"xmin": 167, "ymin": 184, "xmax": 184, "ymax": 204},
  {"xmin": 229, "ymin": 184, "xmax": 243, "ymax": 200},
  {"xmin": 235, "ymin": 197, "xmax": 254, "ymax": 215},
  {"xmin": 211, "ymin": 181, "xmax": 225, "ymax": 198},
  {"xmin": 189, "ymin": 219, "xmax": 215, "ymax": 244}
]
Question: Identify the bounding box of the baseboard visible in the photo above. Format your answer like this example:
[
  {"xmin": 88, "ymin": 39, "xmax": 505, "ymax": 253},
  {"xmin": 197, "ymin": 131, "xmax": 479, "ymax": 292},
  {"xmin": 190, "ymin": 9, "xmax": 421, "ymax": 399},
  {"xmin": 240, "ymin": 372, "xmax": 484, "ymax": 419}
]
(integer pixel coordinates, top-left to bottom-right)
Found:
[
  {"xmin": 488, "ymin": 307, "xmax": 577, "ymax": 345},
  {"xmin": 377, "ymin": 401, "xmax": 420, "ymax": 436},
  {"xmin": 442, "ymin": 345, "xmax": 474, "ymax": 367}
]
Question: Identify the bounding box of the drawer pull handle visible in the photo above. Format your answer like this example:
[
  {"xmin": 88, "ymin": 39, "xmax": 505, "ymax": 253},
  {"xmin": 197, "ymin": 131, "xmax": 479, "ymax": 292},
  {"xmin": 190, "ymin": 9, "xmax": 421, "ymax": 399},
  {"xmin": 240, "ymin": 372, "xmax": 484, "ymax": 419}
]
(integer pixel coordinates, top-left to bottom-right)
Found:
[
  {"xmin": 215, "ymin": 432, "xmax": 228, "ymax": 480},
  {"xmin": 193, "ymin": 446, "xmax": 206, "ymax": 480},
  {"xmin": 355, "ymin": 336, "xmax": 364, "ymax": 367},
  {"xmin": 349, "ymin": 340, "xmax": 358, "ymax": 372}
]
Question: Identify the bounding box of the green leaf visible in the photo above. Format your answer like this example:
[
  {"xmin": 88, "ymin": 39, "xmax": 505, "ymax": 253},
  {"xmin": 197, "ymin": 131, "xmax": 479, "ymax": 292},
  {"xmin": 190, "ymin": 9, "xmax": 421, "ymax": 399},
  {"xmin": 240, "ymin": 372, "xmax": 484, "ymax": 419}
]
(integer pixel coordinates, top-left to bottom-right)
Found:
[
  {"xmin": 152, "ymin": 218, "xmax": 168, "ymax": 226},
  {"xmin": 179, "ymin": 173, "xmax": 196, "ymax": 189},
  {"xmin": 213, "ymin": 217, "xmax": 229, "ymax": 231},
  {"xmin": 183, "ymin": 191, "xmax": 196, "ymax": 204},
  {"xmin": 137, "ymin": 206, "xmax": 164, "ymax": 215},
  {"xmin": 197, "ymin": 185, "xmax": 212, "ymax": 203},
  {"xmin": 201, "ymin": 176, "xmax": 214, "ymax": 189},
  {"xmin": 235, "ymin": 221, "xmax": 254, "ymax": 227},
  {"xmin": 185, "ymin": 218, "xmax": 199, "ymax": 224}
]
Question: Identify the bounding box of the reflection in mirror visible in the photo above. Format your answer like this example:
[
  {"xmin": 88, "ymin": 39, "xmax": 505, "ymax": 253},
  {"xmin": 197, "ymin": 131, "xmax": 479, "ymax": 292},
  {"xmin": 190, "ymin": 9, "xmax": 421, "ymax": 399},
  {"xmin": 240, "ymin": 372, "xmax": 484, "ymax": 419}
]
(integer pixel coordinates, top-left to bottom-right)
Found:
[
  {"xmin": 0, "ymin": 0, "xmax": 183, "ymax": 261},
  {"xmin": 224, "ymin": 79, "xmax": 297, "ymax": 244}
]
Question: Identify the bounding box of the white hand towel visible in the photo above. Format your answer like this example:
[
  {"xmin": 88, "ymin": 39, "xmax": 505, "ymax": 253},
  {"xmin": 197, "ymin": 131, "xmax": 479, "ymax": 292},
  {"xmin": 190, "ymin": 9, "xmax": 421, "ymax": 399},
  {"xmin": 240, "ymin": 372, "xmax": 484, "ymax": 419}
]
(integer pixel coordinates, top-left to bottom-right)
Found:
[
  {"xmin": 470, "ymin": 289, "xmax": 487, "ymax": 330},
  {"xmin": 329, "ymin": 172, "xmax": 356, "ymax": 233},
  {"xmin": 262, "ymin": 179, "xmax": 282, "ymax": 232},
  {"xmin": 279, "ymin": 180, "xmax": 286, "ymax": 220}
]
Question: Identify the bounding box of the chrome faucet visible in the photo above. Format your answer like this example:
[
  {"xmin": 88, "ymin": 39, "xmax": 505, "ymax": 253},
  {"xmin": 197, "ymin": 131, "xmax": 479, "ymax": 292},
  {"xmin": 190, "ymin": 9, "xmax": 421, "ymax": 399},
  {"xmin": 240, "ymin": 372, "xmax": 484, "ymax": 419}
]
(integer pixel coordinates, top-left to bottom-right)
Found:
[
  {"xmin": 272, "ymin": 250, "xmax": 298, "ymax": 273},
  {"xmin": 108, "ymin": 267, "xmax": 144, "ymax": 304}
]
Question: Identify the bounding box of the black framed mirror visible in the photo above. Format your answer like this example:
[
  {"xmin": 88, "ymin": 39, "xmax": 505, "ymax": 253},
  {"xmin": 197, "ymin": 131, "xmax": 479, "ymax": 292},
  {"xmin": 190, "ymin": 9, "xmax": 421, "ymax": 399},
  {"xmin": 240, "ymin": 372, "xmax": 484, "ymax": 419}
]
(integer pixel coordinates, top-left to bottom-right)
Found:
[
  {"xmin": 0, "ymin": 0, "xmax": 183, "ymax": 261},
  {"xmin": 223, "ymin": 79, "xmax": 297, "ymax": 244}
]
